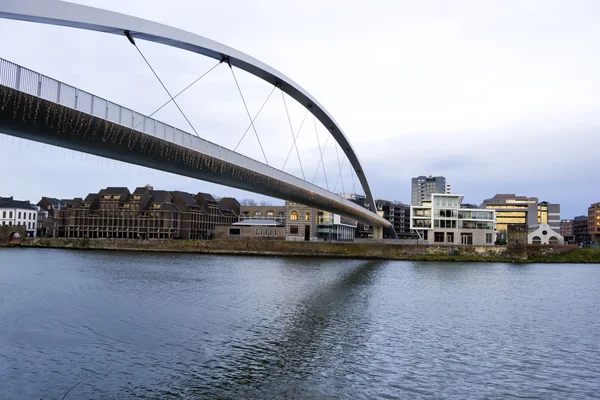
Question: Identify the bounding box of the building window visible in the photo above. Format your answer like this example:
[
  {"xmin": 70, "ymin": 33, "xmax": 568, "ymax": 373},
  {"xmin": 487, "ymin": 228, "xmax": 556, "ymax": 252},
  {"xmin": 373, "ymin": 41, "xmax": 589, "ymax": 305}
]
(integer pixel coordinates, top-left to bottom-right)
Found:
[
  {"xmin": 290, "ymin": 225, "xmax": 299, "ymax": 234},
  {"xmin": 532, "ymin": 236, "xmax": 542, "ymax": 245},
  {"xmin": 305, "ymin": 212, "xmax": 311, "ymax": 221},
  {"xmin": 18, "ymin": 212, "xmax": 21, "ymax": 219},
  {"xmin": 447, "ymin": 232, "xmax": 454, "ymax": 243},
  {"xmin": 486, "ymin": 233, "xmax": 493, "ymax": 244},
  {"xmin": 2, "ymin": 211, "xmax": 5, "ymax": 218},
  {"xmin": 254, "ymin": 211, "xmax": 262, "ymax": 218},
  {"xmin": 461, "ymin": 233, "xmax": 473, "ymax": 245},
  {"xmin": 290, "ymin": 211, "xmax": 299, "ymax": 221},
  {"xmin": 266, "ymin": 211, "xmax": 274, "ymax": 218},
  {"xmin": 9, "ymin": 211, "xmax": 12, "ymax": 218},
  {"xmin": 229, "ymin": 228, "xmax": 241, "ymax": 235},
  {"xmin": 434, "ymin": 232, "xmax": 445, "ymax": 243}
]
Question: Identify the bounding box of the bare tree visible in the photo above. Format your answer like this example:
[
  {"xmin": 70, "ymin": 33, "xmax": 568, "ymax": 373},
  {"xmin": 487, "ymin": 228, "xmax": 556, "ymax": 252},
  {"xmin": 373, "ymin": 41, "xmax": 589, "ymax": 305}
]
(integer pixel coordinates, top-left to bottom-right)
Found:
[
  {"xmin": 259, "ymin": 200, "xmax": 273, "ymax": 206},
  {"xmin": 239, "ymin": 198, "xmax": 257, "ymax": 206}
]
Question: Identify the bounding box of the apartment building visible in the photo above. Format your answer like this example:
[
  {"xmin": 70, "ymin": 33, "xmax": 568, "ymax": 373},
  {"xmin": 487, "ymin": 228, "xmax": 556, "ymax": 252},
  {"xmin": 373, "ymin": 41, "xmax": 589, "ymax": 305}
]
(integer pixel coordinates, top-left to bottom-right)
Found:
[
  {"xmin": 573, "ymin": 215, "xmax": 590, "ymax": 244},
  {"xmin": 560, "ymin": 219, "xmax": 575, "ymax": 244},
  {"xmin": 55, "ymin": 186, "xmax": 239, "ymax": 239},
  {"xmin": 376, "ymin": 200, "xmax": 413, "ymax": 238},
  {"xmin": 411, "ymin": 193, "xmax": 496, "ymax": 245},
  {"xmin": 411, "ymin": 176, "xmax": 446, "ymax": 206}
]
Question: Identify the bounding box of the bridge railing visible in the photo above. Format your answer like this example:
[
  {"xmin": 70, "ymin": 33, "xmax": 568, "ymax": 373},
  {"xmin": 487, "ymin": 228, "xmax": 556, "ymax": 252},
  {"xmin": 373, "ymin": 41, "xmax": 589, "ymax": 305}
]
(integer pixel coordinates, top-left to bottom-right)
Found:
[{"xmin": 0, "ymin": 57, "xmax": 379, "ymax": 220}]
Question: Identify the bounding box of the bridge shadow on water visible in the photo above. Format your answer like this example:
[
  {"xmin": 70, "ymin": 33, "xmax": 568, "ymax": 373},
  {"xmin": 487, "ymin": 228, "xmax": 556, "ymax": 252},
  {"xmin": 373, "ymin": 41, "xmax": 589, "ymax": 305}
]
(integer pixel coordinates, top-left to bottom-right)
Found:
[{"xmin": 180, "ymin": 260, "xmax": 386, "ymax": 399}]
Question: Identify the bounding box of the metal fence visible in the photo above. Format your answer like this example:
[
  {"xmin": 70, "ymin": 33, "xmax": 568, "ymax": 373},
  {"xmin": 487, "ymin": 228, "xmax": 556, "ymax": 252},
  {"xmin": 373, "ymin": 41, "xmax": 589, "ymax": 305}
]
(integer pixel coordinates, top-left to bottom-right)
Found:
[{"xmin": 0, "ymin": 57, "xmax": 382, "ymax": 220}]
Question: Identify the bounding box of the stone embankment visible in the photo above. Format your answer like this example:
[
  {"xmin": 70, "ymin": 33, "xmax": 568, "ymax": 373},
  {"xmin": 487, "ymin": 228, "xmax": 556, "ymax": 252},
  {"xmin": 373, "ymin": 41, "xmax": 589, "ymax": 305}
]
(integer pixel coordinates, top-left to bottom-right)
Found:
[{"xmin": 10, "ymin": 237, "xmax": 593, "ymax": 263}]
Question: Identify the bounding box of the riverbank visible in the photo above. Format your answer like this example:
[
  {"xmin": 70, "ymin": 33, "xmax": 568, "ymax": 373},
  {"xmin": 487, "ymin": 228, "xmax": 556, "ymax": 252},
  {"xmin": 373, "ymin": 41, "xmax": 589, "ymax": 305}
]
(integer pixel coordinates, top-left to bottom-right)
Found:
[{"xmin": 9, "ymin": 237, "xmax": 599, "ymax": 263}]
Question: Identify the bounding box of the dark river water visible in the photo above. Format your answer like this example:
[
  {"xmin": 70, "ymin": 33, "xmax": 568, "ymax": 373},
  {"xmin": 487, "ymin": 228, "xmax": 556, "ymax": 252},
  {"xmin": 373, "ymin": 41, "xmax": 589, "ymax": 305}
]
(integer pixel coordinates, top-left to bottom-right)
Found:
[{"xmin": 1, "ymin": 249, "xmax": 599, "ymax": 399}]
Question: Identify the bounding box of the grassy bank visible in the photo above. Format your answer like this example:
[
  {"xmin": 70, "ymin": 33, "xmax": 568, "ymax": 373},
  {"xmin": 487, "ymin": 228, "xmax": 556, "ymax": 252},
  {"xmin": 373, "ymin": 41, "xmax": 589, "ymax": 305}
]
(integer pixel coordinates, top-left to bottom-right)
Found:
[
  {"xmin": 528, "ymin": 248, "xmax": 600, "ymax": 264},
  {"xmin": 10, "ymin": 237, "xmax": 598, "ymax": 263}
]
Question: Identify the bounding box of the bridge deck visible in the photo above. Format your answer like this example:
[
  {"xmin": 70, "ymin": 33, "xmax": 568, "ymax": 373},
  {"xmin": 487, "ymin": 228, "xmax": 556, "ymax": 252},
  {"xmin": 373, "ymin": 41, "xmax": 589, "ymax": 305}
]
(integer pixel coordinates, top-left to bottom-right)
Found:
[{"xmin": 0, "ymin": 58, "xmax": 392, "ymax": 231}]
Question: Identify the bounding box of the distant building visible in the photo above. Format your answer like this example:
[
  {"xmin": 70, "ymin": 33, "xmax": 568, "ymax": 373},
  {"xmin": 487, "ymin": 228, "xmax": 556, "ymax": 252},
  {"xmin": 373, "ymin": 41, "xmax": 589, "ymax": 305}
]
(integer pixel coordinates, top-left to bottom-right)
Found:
[
  {"xmin": 284, "ymin": 201, "xmax": 356, "ymax": 242},
  {"xmin": 317, "ymin": 211, "xmax": 357, "ymax": 241},
  {"xmin": 528, "ymin": 224, "xmax": 563, "ymax": 245},
  {"xmin": 482, "ymin": 194, "xmax": 560, "ymax": 237},
  {"xmin": 285, "ymin": 202, "xmax": 318, "ymax": 241},
  {"xmin": 410, "ymin": 193, "xmax": 496, "ymax": 246},
  {"xmin": 573, "ymin": 215, "xmax": 590, "ymax": 244},
  {"xmin": 482, "ymin": 194, "xmax": 538, "ymax": 235},
  {"xmin": 411, "ymin": 176, "xmax": 446, "ymax": 206},
  {"xmin": 560, "ymin": 219, "xmax": 575, "ymax": 244},
  {"xmin": 0, "ymin": 197, "xmax": 38, "ymax": 237},
  {"xmin": 376, "ymin": 200, "xmax": 413, "ymax": 238},
  {"xmin": 55, "ymin": 186, "xmax": 239, "ymax": 239},
  {"xmin": 37, "ymin": 197, "xmax": 71, "ymax": 237},
  {"xmin": 588, "ymin": 202, "xmax": 600, "ymax": 243}
]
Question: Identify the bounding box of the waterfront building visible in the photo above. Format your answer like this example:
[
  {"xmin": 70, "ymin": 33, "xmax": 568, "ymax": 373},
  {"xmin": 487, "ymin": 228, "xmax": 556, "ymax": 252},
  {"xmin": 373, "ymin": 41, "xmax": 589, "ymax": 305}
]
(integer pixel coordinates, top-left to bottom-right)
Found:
[
  {"xmin": 528, "ymin": 224, "xmax": 564, "ymax": 245},
  {"xmin": 560, "ymin": 219, "xmax": 575, "ymax": 244},
  {"xmin": 573, "ymin": 215, "xmax": 590, "ymax": 244},
  {"xmin": 0, "ymin": 196, "xmax": 38, "ymax": 237},
  {"xmin": 37, "ymin": 197, "xmax": 70, "ymax": 237},
  {"xmin": 285, "ymin": 202, "xmax": 318, "ymax": 241},
  {"xmin": 376, "ymin": 200, "xmax": 414, "ymax": 239},
  {"xmin": 589, "ymin": 202, "xmax": 600, "ymax": 243},
  {"xmin": 411, "ymin": 175, "xmax": 446, "ymax": 206},
  {"xmin": 317, "ymin": 211, "xmax": 357, "ymax": 241},
  {"xmin": 55, "ymin": 186, "xmax": 239, "ymax": 239},
  {"xmin": 482, "ymin": 194, "xmax": 560, "ymax": 237},
  {"xmin": 410, "ymin": 193, "xmax": 496, "ymax": 245},
  {"xmin": 482, "ymin": 194, "xmax": 537, "ymax": 234},
  {"xmin": 284, "ymin": 201, "xmax": 357, "ymax": 241}
]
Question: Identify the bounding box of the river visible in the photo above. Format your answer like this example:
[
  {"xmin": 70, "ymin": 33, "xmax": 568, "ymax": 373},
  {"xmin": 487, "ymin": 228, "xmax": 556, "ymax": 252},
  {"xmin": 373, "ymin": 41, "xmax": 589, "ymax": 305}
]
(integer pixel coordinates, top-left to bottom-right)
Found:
[{"xmin": 1, "ymin": 248, "xmax": 599, "ymax": 399}]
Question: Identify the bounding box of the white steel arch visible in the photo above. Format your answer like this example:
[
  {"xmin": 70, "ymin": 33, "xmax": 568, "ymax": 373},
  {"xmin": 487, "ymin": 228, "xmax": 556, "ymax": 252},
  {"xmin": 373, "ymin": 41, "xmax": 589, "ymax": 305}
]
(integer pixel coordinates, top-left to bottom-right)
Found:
[{"xmin": 0, "ymin": 0, "xmax": 379, "ymax": 214}]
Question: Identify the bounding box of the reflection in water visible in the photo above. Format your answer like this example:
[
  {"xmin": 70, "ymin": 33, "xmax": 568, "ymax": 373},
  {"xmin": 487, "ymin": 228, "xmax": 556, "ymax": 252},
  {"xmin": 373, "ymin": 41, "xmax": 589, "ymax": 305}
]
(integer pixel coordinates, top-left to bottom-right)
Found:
[
  {"xmin": 198, "ymin": 261, "xmax": 384, "ymax": 398},
  {"xmin": 1, "ymin": 249, "xmax": 600, "ymax": 399}
]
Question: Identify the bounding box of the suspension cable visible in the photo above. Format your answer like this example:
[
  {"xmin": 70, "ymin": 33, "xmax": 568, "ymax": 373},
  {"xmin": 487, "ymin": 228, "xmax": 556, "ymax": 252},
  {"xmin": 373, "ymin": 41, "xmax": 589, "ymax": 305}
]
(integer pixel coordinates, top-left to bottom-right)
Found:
[
  {"xmin": 234, "ymin": 85, "xmax": 276, "ymax": 152},
  {"xmin": 124, "ymin": 30, "xmax": 200, "ymax": 138},
  {"xmin": 134, "ymin": 61, "xmax": 221, "ymax": 130},
  {"xmin": 311, "ymin": 115, "xmax": 329, "ymax": 190},
  {"xmin": 229, "ymin": 64, "xmax": 269, "ymax": 165},
  {"xmin": 280, "ymin": 89, "xmax": 305, "ymax": 180},
  {"xmin": 282, "ymin": 108, "xmax": 309, "ymax": 171},
  {"xmin": 333, "ymin": 144, "xmax": 346, "ymax": 194}
]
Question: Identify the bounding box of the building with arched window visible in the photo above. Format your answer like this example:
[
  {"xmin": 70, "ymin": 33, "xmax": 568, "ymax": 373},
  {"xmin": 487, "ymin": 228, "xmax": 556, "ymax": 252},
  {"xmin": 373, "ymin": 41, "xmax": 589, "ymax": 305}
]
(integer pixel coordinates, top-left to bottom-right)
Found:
[{"xmin": 527, "ymin": 223, "xmax": 564, "ymax": 245}]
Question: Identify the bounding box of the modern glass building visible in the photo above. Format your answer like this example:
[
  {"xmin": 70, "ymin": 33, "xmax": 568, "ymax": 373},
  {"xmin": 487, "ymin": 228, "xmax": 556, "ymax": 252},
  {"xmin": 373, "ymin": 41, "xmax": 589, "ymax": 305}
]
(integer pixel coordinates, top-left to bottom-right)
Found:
[{"xmin": 410, "ymin": 194, "xmax": 496, "ymax": 245}]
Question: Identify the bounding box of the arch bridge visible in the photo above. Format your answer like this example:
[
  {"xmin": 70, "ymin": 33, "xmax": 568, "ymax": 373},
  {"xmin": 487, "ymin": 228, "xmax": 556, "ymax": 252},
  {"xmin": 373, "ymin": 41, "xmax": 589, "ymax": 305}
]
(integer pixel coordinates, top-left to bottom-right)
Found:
[{"xmin": 0, "ymin": 0, "xmax": 394, "ymax": 238}]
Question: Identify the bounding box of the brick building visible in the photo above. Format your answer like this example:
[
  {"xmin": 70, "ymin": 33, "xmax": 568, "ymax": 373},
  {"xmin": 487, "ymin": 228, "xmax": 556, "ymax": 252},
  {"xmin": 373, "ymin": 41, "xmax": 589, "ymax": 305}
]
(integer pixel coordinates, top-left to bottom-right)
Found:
[
  {"xmin": 285, "ymin": 201, "xmax": 318, "ymax": 241},
  {"xmin": 573, "ymin": 215, "xmax": 590, "ymax": 244},
  {"xmin": 560, "ymin": 219, "xmax": 575, "ymax": 244},
  {"xmin": 589, "ymin": 202, "xmax": 600, "ymax": 243},
  {"xmin": 55, "ymin": 186, "xmax": 239, "ymax": 239}
]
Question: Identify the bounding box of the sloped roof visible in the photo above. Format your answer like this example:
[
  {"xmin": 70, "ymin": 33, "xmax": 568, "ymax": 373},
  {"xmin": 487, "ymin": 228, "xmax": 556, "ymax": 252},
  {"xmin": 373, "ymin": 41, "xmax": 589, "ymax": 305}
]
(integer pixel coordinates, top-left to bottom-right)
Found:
[
  {"xmin": 171, "ymin": 191, "xmax": 199, "ymax": 208},
  {"xmin": 99, "ymin": 187, "xmax": 130, "ymax": 196},
  {"xmin": 0, "ymin": 197, "xmax": 37, "ymax": 210}
]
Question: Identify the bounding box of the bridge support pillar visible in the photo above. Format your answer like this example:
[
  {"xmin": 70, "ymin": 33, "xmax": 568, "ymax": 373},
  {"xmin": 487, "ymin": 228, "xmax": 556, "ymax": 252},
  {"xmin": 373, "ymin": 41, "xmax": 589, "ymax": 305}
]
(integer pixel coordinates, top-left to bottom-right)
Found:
[{"xmin": 373, "ymin": 226, "xmax": 383, "ymax": 240}]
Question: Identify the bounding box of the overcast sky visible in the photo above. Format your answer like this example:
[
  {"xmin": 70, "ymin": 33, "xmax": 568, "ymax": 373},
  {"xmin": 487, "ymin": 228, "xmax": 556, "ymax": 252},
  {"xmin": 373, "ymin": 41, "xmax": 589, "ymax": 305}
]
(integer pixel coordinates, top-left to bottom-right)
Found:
[{"xmin": 1, "ymin": 0, "xmax": 598, "ymax": 218}]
